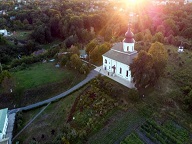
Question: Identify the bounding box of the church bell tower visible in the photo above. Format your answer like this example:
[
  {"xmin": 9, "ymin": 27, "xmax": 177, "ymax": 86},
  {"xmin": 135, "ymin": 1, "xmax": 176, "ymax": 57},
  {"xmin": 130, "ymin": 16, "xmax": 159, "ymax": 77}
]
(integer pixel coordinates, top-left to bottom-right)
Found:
[{"xmin": 123, "ymin": 24, "xmax": 135, "ymax": 52}]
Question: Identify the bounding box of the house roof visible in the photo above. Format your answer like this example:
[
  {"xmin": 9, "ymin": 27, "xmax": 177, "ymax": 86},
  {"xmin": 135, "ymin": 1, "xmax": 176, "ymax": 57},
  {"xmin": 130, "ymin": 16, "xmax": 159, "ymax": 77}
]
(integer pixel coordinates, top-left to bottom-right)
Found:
[
  {"xmin": 0, "ymin": 108, "xmax": 8, "ymax": 133},
  {"xmin": 111, "ymin": 42, "xmax": 124, "ymax": 52},
  {"xmin": 103, "ymin": 48, "xmax": 137, "ymax": 65}
]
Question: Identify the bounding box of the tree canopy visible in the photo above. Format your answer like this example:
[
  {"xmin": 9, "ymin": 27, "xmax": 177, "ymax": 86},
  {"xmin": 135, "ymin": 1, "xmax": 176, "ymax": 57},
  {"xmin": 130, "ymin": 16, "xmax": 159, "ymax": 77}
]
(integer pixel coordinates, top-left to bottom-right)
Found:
[
  {"xmin": 148, "ymin": 42, "xmax": 168, "ymax": 77},
  {"xmin": 131, "ymin": 42, "xmax": 168, "ymax": 89}
]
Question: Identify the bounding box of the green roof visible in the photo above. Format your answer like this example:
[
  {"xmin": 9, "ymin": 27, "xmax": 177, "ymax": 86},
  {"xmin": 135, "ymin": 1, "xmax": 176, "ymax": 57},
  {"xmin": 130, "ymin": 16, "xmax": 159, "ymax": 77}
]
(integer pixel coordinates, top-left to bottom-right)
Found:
[{"xmin": 0, "ymin": 108, "xmax": 8, "ymax": 133}]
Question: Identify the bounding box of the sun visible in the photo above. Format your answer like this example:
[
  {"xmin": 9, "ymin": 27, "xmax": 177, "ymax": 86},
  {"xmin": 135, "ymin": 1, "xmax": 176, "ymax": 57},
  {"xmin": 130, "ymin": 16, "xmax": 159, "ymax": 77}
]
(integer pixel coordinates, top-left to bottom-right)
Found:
[
  {"xmin": 123, "ymin": 0, "xmax": 143, "ymax": 5},
  {"xmin": 129, "ymin": 0, "xmax": 137, "ymax": 4}
]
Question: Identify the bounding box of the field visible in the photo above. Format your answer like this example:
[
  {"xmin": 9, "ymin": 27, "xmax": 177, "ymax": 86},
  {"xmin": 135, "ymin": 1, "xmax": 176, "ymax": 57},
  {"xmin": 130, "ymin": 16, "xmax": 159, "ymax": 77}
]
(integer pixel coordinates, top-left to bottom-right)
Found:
[
  {"xmin": 8, "ymin": 30, "xmax": 32, "ymax": 41},
  {"xmin": 140, "ymin": 119, "xmax": 191, "ymax": 144},
  {"xmin": 0, "ymin": 62, "xmax": 86, "ymax": 108},
  {"xmin": 12, "ymin": 45, "xmax": 192, "ymax": 144},
  {"xmin": 13, "ymin": 62, "xmax": 79, "ymax": 90}
]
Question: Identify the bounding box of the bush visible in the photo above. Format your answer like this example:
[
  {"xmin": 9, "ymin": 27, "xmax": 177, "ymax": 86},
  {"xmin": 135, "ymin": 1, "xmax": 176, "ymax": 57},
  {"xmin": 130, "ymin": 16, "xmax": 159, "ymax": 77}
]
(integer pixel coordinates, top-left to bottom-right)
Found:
[{"xmin": 128, "ymin": 89, "xmax": 140, "ymax": 102}]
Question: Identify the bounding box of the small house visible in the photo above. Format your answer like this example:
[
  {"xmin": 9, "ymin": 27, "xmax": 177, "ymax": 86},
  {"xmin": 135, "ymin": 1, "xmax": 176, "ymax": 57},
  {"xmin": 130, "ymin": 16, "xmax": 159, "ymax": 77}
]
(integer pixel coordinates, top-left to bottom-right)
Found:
[
  {"xmin": 79, "ymin": 50, "xmax": 87, "ymax": 59},
  {"xmin": 178, "ymin": 46, "xmax": 184, "ymax": 53},
  {"xmin": 0, "ymin": 30, "xmax": 7, "ymax": 36}
]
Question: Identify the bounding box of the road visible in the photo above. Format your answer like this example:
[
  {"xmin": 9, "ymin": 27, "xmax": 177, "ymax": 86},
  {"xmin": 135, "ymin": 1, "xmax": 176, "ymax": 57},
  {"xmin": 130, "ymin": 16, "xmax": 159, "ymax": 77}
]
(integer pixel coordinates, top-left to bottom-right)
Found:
[{"xmin": 8, "ymin": 69, "xmax": 99, "ymax": 114}]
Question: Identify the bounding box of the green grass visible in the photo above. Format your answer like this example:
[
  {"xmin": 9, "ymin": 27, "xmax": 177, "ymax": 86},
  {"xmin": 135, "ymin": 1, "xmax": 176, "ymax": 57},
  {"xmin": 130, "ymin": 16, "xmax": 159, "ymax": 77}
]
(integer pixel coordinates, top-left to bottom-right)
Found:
[
  {"xmin": 9, "ymin": 30, "xmax": 32, "ymax": 40},
  {"xmin": 13, "ymin": 86, "xmax": 87, "ymax": 143},
  {"xmin": 0, "ymin": 62, "xmax": 86, "ymax": 108},
  {"xmin": 13, "ymin": 62, "xmax": 73, "ymax": 90},
  {"xmin": 39, "ymin": 39, "xmax": 63, "ymax": 50}
]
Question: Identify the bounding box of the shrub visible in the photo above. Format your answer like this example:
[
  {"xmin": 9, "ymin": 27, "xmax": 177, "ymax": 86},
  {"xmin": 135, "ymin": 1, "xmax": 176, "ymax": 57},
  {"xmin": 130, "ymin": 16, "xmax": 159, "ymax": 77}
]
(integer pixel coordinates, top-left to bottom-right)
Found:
[{"xmin": 128, "ymin": 89, "xmax": 139, "ymax": 102}]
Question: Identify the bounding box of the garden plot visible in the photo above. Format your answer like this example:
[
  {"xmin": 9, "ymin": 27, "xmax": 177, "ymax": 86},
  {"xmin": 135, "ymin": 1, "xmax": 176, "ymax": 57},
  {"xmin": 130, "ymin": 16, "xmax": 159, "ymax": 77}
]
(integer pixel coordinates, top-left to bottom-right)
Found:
[{"xmin": 140, "ymin": 119, "xmax": 191, "ymax": 144}]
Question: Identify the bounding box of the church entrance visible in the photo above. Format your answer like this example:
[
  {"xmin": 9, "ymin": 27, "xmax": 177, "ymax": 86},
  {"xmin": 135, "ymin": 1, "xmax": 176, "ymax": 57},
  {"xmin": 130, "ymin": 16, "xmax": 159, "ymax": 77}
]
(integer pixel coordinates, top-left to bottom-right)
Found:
[{"xmin": 112, "ymin": 65, "xmax": 116, "ymax": 73}]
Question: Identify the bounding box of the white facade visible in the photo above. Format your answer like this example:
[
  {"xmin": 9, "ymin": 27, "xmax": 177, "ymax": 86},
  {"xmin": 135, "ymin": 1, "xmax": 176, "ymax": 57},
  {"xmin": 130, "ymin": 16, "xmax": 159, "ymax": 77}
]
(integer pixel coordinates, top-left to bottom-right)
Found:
[
  {"xmin": 123, "ymin": 42, "xmax": 134, "ymax": 52},
  {"xmin": 0, "ymin": 29, "xmax": 7, "ymax": 36},
  {"xmin": 178, "ymin": 46, "xmax": 184, "ymax": 53},
  {"xmin": 103, "ymin": 56, "xmax": 132, "ymax": 81}
]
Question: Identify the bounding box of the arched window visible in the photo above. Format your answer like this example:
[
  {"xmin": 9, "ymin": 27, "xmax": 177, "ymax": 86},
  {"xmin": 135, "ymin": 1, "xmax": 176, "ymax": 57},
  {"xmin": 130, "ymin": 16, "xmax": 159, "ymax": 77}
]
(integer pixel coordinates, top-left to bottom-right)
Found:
[{"xmin": 120, "ymin": 68, "xmax": 122, "ymax": 74}]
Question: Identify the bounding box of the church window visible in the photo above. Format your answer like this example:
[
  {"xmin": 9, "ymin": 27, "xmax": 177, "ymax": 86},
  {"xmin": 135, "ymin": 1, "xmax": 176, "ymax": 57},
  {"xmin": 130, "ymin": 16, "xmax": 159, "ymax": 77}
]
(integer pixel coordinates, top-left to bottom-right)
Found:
[
  {"xmin": 105, "ymin": 59, "xmax": 107, "ymax": 64},
  {"xmin": 120, "ymin": 68, "xmax": 122, "ymax": 74},
  {"xmin": 126, "ymin": 71, "xmax": 128, "ymax": 77}
]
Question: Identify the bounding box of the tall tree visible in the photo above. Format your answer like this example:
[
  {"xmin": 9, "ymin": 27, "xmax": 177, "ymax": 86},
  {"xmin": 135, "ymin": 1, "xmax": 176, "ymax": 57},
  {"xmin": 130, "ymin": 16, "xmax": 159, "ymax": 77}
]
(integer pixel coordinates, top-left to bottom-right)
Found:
[
  {"xmin": 130, "ymin": 50, "xmax": 157, "ymax": 89},
  {"xmin": 148, "ymin": 42, "xmax": 168, "ymax": 77},
  {"xmin": 70, "ymin": 54, "xmax": 82, "ymax": 70}
]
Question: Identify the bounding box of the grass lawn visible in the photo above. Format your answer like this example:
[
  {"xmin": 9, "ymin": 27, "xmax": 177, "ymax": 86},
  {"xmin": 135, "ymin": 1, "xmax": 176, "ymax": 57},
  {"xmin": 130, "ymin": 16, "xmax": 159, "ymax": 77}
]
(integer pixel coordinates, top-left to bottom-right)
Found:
[
  {"xmin": 0, "ymin": 62, "xmax": 86, "ymax": 108},
  {"xmin": 13, "ymin": 62, "xmax": 77, "ymax": 90},
  {"xmin": 9, "ymin": 30, "xmax": 32, "ymax": 41},
  {"xmin": 39, "ymin": 39, "xmax": 63, "ymax": 50}
]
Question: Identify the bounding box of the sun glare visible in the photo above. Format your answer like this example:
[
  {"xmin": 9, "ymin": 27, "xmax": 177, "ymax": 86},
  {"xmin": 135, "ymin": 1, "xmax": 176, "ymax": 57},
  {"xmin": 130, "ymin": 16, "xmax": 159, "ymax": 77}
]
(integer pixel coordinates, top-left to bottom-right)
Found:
[{"xmin": 123, "ymin": 0, "xmax": 144, "ymax": 5}]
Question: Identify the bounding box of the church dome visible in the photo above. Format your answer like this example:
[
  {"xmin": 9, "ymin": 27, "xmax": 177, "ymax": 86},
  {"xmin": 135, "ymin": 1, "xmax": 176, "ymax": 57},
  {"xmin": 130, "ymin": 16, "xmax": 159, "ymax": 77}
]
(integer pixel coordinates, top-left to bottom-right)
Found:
[
  {"xmin": 123, "ymin": 28, "xmax": 135, "ymax": 43},
  {"xmin": 125, "ymin": 28, "xmax": 134, "ymax": 38}
]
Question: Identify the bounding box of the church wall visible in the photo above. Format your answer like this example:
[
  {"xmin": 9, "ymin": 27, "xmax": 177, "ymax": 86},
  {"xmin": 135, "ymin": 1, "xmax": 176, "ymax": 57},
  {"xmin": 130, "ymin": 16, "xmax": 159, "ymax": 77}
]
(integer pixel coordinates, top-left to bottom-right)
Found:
[
  {"xmin": 102, "ymin": 56, "xmax": 132, "ymax": 81},
  {"xmin": 123, "ymin": 43, "xmax": 135, "ymax": 52},
  {"xmin": 116, "ymin": 62, "xmax": 131, "ymax": 80},
  {"xmin": 103, "ymin": 56, "xmax": 112, "ymax": 72}
]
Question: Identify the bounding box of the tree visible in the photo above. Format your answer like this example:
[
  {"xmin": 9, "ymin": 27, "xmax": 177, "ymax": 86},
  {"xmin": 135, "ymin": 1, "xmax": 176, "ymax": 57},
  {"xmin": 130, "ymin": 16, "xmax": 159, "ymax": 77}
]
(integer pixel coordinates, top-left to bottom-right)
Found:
[
  {"xmin": 0, "ymin": 70, "xmax": 11, "ymax": 84},
  {"xmin": 152, "ymin": 32, "xmax": 164, "ymax": 43},
  {"xmin": 1, "ymin": 77, "xmax": 14, "ymax": 93},
  {"xmin": 130, "ymin": 50, "xmax": 157, "ymax": 89},
  {"xmin": 68, "ymin": 45, "xmax": 80, "ymax": 56},
  {"xmin": 60, "ymin": 55, "xmax": 69, "ymax": 67},
  {"xmin": 85, "ymin": 39, "xmax": 98, "ymax": 55},
  {"xmin": 90, "ymin": 42, "xmax": 110, "ymax": 64},
  {"xmin": 148, "ymin": 42, "xmax": 168, "ymax": 77},
  {"xmin": 70, "ymin": 54, "xmax": 82, "ymax": 70},
  {"xmin": 135, "ymin": 32, "xmax": 144, "ymax": 41},
  {"xmin": 0, "ymin": 35, "xmax": 7, "ymax": 45}
]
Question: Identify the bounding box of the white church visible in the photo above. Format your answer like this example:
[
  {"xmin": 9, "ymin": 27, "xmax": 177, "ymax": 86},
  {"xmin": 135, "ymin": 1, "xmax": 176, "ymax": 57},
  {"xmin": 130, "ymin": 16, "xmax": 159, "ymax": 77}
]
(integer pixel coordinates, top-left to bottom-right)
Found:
[{"xmin": 101, "ymin": 25, "xmax": 137, "ymax": 88}]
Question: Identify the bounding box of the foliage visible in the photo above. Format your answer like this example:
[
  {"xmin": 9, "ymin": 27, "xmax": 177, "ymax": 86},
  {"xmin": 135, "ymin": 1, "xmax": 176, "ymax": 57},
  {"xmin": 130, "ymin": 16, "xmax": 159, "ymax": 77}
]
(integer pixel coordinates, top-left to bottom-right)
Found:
[
  {"xmin": 131, "ymin": 42, "xmax": 168, "ymax": 89},
  {"xmin": 148, "ymin": 42, "xmax": 168, "ymax": 77},
  {"xmin": 13, "ymin": 111, "xmax": 24, "ymax": 136},
  {"xmin": 152, "ymin": 32, "xmax": 164, "ymax": 43},
  {"xmin": 0, "ymin": 70, "xmax": 11, "ymax": 83},
  {"xmin": 70, "ymin": 54, "xmax": 82, "ymax": 70},
  {"xmin": 90, "ymin": 42, "xmax": 111, "ymax": 64},
  {"xmin": 31, "ymin": 25, "xmax": 52, "ymax": 44},
  {"xmin": 128, "ymin": 89, "xmax": 140, "ymax": 102},
  {"xmin": 140, "ymin": 119, "xmax": 191, "ymax": 144},
  {"xmin": 130, "ymin": 50, "xmax": 157, "ymax": 89},
  {"xmin": 120, "ymin": 132, "xmax": 144, "ymax": 144},
  {"xmin": 0, "ymin": 35, "xmax": 7, "ymax": 45}
]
